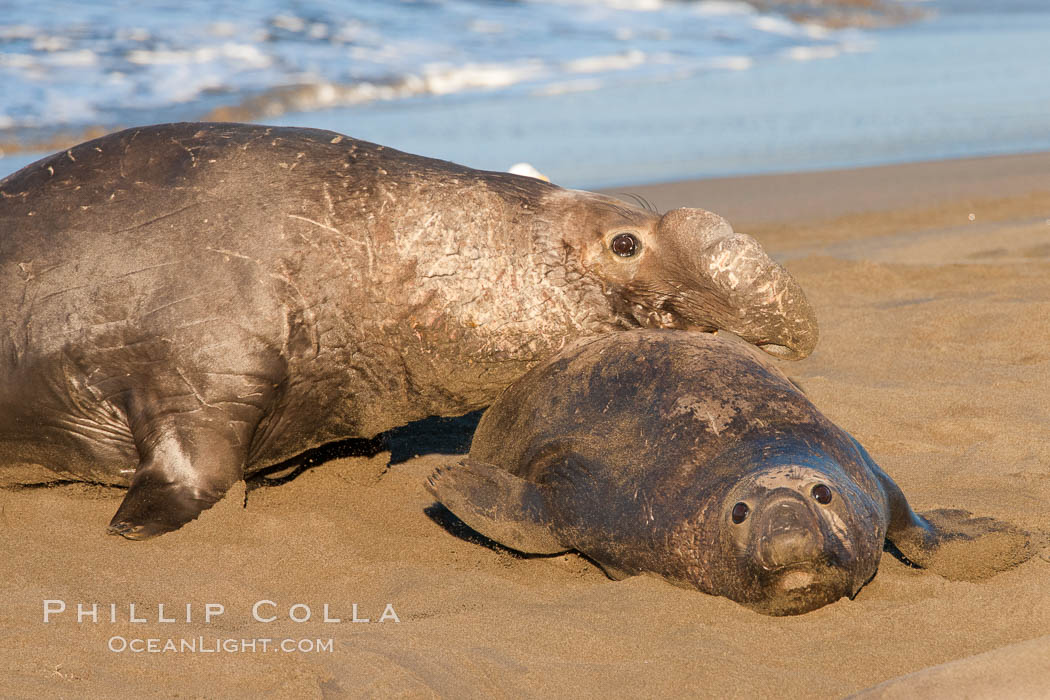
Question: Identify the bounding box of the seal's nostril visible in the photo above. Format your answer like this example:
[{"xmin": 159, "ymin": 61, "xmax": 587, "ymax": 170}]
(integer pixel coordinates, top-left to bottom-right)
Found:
[
  {"xmin": 769, "ymin": 503, "xmax": 805, "ymax": 534},
  {"xmin": 760, "ymin": 520, "xmax": 823, "ymax": 570}
]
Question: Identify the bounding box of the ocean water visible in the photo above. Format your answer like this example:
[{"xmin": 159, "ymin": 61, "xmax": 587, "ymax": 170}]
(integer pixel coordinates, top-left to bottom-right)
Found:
[
  {"xmin": 1, "ymin": 0, "xmax": 1048, "ymax": 187},
  {"xmin": 0, "ymin": 1, "xmax": 878, "ymax": 134}
]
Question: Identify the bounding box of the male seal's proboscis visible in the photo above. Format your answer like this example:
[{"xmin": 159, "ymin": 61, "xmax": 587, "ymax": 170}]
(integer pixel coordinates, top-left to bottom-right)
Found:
[
  {"xmin": 427, "ymin": 330, "xmax": 1031, "ymax": 615},
  {"xmin": 0, "ymin": 123, "xmax": 817, "ymax": 539}
]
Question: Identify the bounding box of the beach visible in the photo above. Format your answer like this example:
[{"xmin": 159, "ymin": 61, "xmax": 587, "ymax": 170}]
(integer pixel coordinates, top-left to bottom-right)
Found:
[
  {"xmin": 2, "ymin": 1, "xmax": 1049, "ymax": 695},
  {"xmin": 2, "ymin": 151, "xmax": 1047, "ymax": 698}
]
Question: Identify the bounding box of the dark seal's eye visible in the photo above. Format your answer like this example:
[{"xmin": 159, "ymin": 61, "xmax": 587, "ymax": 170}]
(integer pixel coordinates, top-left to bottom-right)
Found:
[
  {"xmin": 812, "ymin": 484, "xmax": 833, "ymax": 505},
  {"xmin": 731, "ymin": 502, "xmax": 750, "ymax": 524},
  {"xmin": 610, "ymin": 232, "xmax": 639, "ymax": 257}
]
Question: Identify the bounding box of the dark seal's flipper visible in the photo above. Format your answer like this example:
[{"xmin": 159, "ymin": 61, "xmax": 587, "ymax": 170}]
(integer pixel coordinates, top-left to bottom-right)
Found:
[
  {"xmin": 426, "ymin": 459, "xmax": 569, "ymax": 554},
  {"xmin": 851, "ymin": 438, "xmax": 1032, "ymax": 580},
  {"xmin": 892, "ymin": 508, "xmax": 1032, "ymax": 582}
]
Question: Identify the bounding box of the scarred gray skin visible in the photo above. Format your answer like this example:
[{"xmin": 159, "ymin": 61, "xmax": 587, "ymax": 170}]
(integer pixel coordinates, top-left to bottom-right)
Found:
[
  {"xmin": 427, "ymin": 330, "xmax": 1030, "ymax": 615},
  {"xmin": 0, "ymin": 123, "xmax": 817, "ymax": 539}
]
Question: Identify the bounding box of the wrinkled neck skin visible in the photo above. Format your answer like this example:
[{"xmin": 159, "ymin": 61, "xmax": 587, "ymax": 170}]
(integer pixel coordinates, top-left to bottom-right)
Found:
[
  {"xmin": 330, "ymin": 180, "xmax": 818, "ymax": 432},
  {"xmin": 660, "ymin": 440, "xmax": 888, "ymax": 616},
  {"xmin": 332, "ymin": 184, "xmax": 640, "ymax": 430}
]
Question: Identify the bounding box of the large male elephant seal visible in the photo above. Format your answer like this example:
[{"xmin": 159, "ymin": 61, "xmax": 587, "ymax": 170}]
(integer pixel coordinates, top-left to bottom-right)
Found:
[
  {"xmin": 0, "ymin": 123, "xmax": 817, "ymax": 539},
  {"xmin": 427, "ymin": 330, "xmax": 1029, "ymax": 615}
]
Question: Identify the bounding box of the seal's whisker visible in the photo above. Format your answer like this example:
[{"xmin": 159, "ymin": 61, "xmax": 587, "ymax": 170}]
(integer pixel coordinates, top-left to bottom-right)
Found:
[{"xmin": 593, "ymin": 198, "xmax": 652, "ymax": 224}]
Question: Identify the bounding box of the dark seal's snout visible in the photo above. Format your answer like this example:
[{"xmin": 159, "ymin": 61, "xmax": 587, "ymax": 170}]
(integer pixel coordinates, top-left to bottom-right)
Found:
[
  {"xmin": 756, "ymin": 497, "xmax": 825, "ymax": 572},
  {"xmin": 743, "ymin": 492, "xmax": 858, "ymax": 615},
  {"xmin": 719, "ymin": 465, "xmax": 881, "ymax": 616}
]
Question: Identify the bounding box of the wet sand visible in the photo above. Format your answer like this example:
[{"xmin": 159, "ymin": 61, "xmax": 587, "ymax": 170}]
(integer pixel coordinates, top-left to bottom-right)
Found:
[{"xmin": 2, "ymin": 152, "xmax": 1048, "ymax": 697}]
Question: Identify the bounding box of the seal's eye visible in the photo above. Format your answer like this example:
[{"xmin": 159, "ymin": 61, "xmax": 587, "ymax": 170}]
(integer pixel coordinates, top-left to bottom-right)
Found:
[
  {"xmin": 731, "ymin": 502, "xmax": 750, "ymax": 524},
  {"xmin": 811, "ymin": 484, "xmax": 832, "ymax": 505},
  {"xmin": 610, "ymin": 232, "xmax": 638, "ymax": 257}
]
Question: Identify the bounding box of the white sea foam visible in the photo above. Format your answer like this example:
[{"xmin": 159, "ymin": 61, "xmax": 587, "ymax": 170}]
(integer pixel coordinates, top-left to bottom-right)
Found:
[
  {"xmin": 42, "ymin": 50, "xmax": 98, "ymax": 67},
  {"xmin": 422, "ymin": 61, "xmax": 546, "ymax": 95},
  {"xmin": 532, "ymin": 0, "xmax": 667, "ymax": 11},
  {"xmin": 783, "ymin": 45, "xmax": 842, "ymax": 61},
  {"xmin": 752, "ymin": 15, "xmax": 804, "ymax": 37},
  {"xmin": 0, "ymin": 0, "xmax": 876, "ymax": 135},
  {"xmin": 802, "ymin": 22, "xmax": 831, "ymax": 39},
  {"xmin": 125, "ymin": 44, "xmax": 270, "ymax": 68},
  {"xmin": 564, "ymin": 50, "xmax": 646, "ymax": 74},
  {"xmin": 707, "ymin": 55, "xmax": 754, "ymax": 71},
  {"xmin": 534, "ymin": 78, "xmax": 605, "ymax": 96}
]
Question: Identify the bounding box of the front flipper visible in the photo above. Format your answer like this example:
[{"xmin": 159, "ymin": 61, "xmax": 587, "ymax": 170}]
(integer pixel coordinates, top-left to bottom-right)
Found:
[
  {"xmin": 109, "ymin": 407, "xmax": 255, "ymax": 540},
  {"xmin": 851, "ymin": 438, "xmax": 1032, "ymax": 581},
  {"xmin": 893, "ymin": 508, "xmax": 1032, "ymax": 582},
  {"xmin": 426, "ymin": 459, "xmax": 569, "ymax": 554}
]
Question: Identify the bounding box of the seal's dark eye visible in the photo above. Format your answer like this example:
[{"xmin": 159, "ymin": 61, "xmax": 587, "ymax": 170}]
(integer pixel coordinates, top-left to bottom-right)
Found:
[
  {"xmin": 610, "ymin": 233, "xmax": 638, "ymax": 257},
  {"xmin": 731, "ymin": 502, "xmax": 750, "ymax": 524},
  {"xmin": 812, "ymin": 484, "xmax": 832, "ymax": 505}
]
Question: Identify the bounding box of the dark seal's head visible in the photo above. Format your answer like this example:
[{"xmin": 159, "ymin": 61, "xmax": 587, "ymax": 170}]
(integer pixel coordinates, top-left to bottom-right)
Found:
[
  {"xmin": 681, "ymin": 456, "xmax": 886, "ymax": 616},
  {"xmin": 428, "ymin": 330, "xmax": 1031, "ymax": 615},
  {"xmin": 562, "ymin": 194, "xmax": 818, "ymax": 359}
]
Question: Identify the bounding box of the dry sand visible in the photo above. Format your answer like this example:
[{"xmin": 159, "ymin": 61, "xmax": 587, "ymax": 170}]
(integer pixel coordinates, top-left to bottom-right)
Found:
[{"xmin": 2, "ymin": 152, "xmax": 1048, "ymax": 698}]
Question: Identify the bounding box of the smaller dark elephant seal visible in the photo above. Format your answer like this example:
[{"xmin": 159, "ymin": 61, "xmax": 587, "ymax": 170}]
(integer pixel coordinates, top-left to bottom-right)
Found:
[
  {"xmin": 0, "ymin": 123, "xmax": 817, "ymax": 539},
  {"xmin": 427, "ymin": 330, "xmax": 1030, "ymax": 615}
]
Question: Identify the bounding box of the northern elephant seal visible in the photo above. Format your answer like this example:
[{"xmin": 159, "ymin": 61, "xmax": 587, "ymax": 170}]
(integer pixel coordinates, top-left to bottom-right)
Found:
[
  {"xmin": 427, "ymin": 330, "xmax": 1030, "ymax": 615},
  {"xmin": 0, "ymin": 123, "xmax": 817, "ymax": 539}
]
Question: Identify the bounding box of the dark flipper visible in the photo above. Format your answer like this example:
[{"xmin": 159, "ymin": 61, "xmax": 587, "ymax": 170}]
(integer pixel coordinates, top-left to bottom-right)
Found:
[
  {"xmin": 850, "ymin": 437, "xmax": 1032, "ymax": 581},
  {"xmin": 893, "ymin": 508, "xmax": 1032, "ymax": 582},
  {"xmin": 426, "ymin": 459, "xmax": 568, "ymax": 554},
  {"xmin": 109, "ymin": 405, "xmax": 259, "ymax": 540}
]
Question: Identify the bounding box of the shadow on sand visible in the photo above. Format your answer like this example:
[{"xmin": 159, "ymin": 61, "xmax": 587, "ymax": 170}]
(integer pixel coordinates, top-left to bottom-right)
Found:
[{"xmin": 246, "ymin": 410, "xmax": 483, "ymax": 489}]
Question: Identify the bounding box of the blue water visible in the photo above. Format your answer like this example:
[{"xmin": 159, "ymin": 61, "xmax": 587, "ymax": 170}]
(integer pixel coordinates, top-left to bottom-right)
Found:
[
  {"xmin": 1, "ymin": 0, "xmax": 1048, "ymax": 188},
  {"xmin": 0, "ymin": 1, "xmax": 872, "ymax": 132}
]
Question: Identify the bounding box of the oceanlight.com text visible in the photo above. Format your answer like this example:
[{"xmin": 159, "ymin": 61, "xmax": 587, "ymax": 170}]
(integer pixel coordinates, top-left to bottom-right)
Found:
[{"xmin": 108, "ymin": 636, "xmax": 334, "ymax": 654}]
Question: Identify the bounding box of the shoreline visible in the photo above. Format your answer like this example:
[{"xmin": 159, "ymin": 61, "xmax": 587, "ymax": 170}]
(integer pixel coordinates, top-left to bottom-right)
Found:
[
  {"xmin": 3, "ymin": 148, "xmax": 1049, "ymax": 696},
  {"xmin": 610, "ymin": 150, "xmax": 1050, "ymax": 229}
]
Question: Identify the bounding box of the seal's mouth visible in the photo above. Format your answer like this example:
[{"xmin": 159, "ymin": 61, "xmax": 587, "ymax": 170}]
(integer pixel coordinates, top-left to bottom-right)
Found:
[
  {"xmin": 745, "ymin": 560, "xmax": 857, "ymax": 616},
  {"xmin": 777, "ymin": 567, "xmax": 816, "ymax": 591},
  {"xmin": 756, "ymin": 343, "xmax": 801, "ymax": 360},
  {"xmin": 625, "ymin": 301, "xmax": 803, "ymax": 359},
  {"xmin": 626, "ymin": 301, "xmax": 717, "ymax": 333}
]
